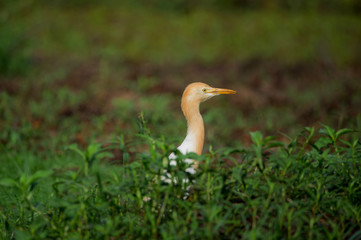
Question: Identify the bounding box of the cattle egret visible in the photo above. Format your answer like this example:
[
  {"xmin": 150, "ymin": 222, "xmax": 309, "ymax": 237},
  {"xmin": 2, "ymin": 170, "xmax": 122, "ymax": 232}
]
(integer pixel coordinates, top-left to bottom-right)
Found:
[{"xmin": 169, "ymin": 82, "xmax": 236, "ymax": 174}]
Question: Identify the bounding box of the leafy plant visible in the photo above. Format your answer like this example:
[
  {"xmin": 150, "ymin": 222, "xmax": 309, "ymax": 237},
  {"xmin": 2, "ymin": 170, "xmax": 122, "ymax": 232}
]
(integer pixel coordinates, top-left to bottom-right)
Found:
[{"xmin": 1, "ymin": 125, "xmax": 360, "ymax": 239}]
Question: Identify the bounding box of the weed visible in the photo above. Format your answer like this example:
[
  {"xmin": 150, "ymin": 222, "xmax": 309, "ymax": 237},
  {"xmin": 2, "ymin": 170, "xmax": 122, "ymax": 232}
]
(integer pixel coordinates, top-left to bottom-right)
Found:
[{"xmin": 0, "ymin": 125, "xmax": 360, "ymax": 239}]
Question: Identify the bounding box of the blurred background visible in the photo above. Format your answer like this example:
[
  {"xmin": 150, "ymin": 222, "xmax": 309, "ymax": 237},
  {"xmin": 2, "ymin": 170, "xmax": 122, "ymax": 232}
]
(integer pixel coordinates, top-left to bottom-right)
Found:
[{"xmin": 1, "ymin": 0, "xmax": 361, "ymax": 153}]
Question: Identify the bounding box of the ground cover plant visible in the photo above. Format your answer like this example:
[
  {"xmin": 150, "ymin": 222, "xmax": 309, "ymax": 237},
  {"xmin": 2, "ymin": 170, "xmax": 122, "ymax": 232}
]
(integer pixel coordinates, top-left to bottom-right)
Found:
[
  {"xmin": 1, "ymin": 0, "xmax": 361, "ymax": 239},
  {"xmin": 0, "ymin": 124, "xmax": 360, "ymax": 239}
]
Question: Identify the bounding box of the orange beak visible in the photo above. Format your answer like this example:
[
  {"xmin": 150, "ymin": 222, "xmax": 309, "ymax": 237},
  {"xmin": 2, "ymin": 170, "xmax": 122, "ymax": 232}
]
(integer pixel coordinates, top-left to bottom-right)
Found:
[{"xmin": 208, "ymin": 88, "xmax": 237, "ymax": 95}]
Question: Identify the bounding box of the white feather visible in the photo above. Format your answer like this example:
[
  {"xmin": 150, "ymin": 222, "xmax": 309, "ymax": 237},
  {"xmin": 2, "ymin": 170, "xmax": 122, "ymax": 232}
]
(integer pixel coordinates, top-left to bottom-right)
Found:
[{"xmin": 168, "ymin": 131, "xmax": 197, "ymax": 174}]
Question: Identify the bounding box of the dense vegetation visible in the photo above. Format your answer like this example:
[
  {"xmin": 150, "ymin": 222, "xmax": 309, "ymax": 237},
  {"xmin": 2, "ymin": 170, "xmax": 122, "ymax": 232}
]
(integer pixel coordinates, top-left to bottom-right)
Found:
[
  {"xmin": 1, "ymin": 124, "xmax": 361, "ymax": 239},
  {"xmin": 1, "ymin": 1, "xmax": 360, "ymax": 239}
]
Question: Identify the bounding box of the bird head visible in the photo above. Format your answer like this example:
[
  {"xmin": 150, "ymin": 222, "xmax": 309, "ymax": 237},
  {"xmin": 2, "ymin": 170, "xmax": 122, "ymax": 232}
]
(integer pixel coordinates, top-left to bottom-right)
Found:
[{"xmin": 183, "ymin": 82, "xmax": 237, "ymax": 103}]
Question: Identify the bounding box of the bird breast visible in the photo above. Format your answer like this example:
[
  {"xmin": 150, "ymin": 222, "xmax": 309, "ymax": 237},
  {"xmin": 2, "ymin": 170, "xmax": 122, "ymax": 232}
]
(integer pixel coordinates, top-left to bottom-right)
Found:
[{"xmin": 169, "ymin": 130, "xmax": 200, "ymax": 174}]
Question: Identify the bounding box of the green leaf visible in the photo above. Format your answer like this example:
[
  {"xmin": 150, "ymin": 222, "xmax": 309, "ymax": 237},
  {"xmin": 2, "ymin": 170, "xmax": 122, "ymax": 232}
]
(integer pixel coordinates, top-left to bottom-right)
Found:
[
  {"xmin": 352, "ymin": 138, "xmax": 359, "ymax": 147},
  {"xmin": 305, "ymin": 127, "xmax": 315, "ymax": 133},
  {"xmin": 266, "ymin": 141, "xmax": 284, "ymax": 148},
  {"xmin": 0, "ymin": 178, "xmax": 19, "ymax": 188},
  {"xmin": 20, "ymin": 174, "xmax": 27, "ymax": 186},
  {"xmin": 314, "ymin": 137, "xmax": 332, "ymax": 149},
  {"xmin": 320, "ymin": 124, "xmax": 336, "ymax": 140},
  {"xmin": 96, "ymin": 151, "xmax": 114, "ymax": 159},
  {"xmin": 129, "ymin": 161, "xmax": 141, "ymax": 169},
  {"xmin": 67, "ymin": 144, "xmax": 85, "ymax": 159},
  {"xmin": 26, "ymin": 170, "xmax": 53, "ymax": 186},
  {"xmin": 250, "ymin": 131, "xmax": 263, "ymax": 147},
  {"xmin": 339, "ymin": 139, "xmax": 352, "ymax": 147},
  {"xmin": 335, "ymin": 128, "xmax": 354, "ymax": 139},
  {"xmin": 86, "ymin": 143, "xmax": 101, "ymax": 158},
  {"xmin": 264, "ymin": 136, "xmax": 276, "ymax": 144}
]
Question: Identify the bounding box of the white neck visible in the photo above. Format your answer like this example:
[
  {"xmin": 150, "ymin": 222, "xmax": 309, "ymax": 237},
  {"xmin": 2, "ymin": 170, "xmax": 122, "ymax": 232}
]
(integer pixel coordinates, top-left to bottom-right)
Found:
[{"xmin": 177, "ymin": 99, "xmax": 204, "ymax": 156}]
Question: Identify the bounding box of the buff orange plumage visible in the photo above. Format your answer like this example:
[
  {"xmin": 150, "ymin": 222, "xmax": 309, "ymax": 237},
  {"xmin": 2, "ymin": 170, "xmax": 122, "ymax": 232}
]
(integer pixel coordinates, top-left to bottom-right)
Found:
[{"xmin": 169, "ymin": 82, "xmax": 236, "ymax": 173}]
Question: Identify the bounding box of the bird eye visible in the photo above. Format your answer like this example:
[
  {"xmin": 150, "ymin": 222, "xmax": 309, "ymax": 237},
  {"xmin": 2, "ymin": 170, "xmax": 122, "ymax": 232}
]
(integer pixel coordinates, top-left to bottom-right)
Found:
[{"xmin": 202, "ymin": 88, "xmax": 207, "ymax": 93}]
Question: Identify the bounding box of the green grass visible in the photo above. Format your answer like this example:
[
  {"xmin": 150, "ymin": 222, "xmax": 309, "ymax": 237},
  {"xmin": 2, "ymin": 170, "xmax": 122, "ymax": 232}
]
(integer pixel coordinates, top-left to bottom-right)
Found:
[
  {"xmin": 0, "ymin": 124, "xmax": 360, "ymax": 239},
  {"xmin": 1, "ymin": 1, "xmax": 361, "ymax": 239},
  {"xmin": 21, "ymin": 6, "xmax": 361, "ymax": 65}
]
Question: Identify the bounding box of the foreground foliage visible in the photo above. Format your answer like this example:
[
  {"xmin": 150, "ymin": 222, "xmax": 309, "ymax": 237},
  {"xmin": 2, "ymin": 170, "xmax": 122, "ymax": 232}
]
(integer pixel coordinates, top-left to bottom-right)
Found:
[
  {"xmin": 1, "ymin": 1, "xmax": 360, "ymax": 239},
  {"xmin": 0, "ymin": 126, "xmax": 360, "ymax": 239}
]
